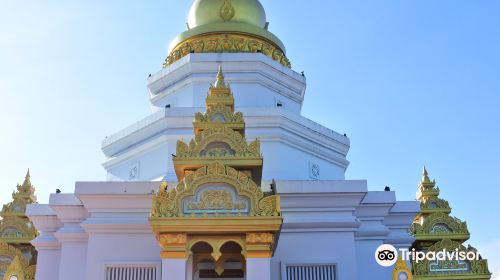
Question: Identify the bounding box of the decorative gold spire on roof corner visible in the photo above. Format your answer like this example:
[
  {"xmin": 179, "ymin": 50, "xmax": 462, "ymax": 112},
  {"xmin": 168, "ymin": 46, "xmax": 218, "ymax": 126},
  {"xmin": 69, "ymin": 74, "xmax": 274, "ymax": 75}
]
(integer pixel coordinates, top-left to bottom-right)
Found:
[
  {"xmin": 213, "ymin": 65, "xmax": 228, "ymax": 89},
  {"xmin": 421, "ymin": 166, "xmax": 430, "ymax": 183},
  {"xmin": 410, "ymin": 169, "xmax": 490, "ymax": 277}
]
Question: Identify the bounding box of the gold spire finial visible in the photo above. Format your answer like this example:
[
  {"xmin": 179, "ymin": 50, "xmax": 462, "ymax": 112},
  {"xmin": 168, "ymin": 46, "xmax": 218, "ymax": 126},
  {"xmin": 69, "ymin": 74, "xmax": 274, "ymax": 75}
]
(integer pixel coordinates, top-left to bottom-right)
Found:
[
  {"xmin": 214, "ymin": 65, "xmax": 227, "ymax": 88},
  {"xmin": 421, "ymin": 166, "xmax": 430, "ymax": 183},
  {"xmin": 22, "ymin": 168, "xmax": 31, "ymax": 187}
]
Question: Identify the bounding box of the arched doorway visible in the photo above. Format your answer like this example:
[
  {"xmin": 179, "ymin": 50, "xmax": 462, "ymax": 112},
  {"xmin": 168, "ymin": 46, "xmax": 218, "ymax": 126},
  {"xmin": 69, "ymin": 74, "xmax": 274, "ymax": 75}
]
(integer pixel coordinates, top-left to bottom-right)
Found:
[{"xmin": 191, "ymin": 241, "xmax": 245, "ymax": 280}]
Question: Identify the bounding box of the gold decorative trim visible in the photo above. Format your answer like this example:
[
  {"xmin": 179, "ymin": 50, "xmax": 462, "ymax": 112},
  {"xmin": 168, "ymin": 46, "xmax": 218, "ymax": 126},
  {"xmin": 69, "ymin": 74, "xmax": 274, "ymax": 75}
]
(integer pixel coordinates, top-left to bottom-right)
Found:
[
  {"xmin": 164, "ymin": 33, "xmax": 291, "ymax": 68},
  {"xmin": 160, "ymin": 251, "xmax": 188, "ymax": 259}
]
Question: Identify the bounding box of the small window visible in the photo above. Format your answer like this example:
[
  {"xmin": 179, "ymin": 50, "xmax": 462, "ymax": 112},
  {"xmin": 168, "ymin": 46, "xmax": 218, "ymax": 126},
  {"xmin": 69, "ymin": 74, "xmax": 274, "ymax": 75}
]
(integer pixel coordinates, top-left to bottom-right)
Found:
[{"xmin": 284, "ymin": 264, "xmax": 336, "ymax": 280}]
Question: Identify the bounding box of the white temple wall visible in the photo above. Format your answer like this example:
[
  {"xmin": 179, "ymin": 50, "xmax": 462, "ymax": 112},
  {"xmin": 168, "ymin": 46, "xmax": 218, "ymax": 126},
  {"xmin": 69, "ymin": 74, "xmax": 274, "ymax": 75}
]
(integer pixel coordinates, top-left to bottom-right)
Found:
[
  {"xmin": 148, "ymin": 54, "xmax": 306, "ymax": 114},
  {"xmin": 34, "ymin": 249, "xmax": 61, "ymax": 280},
  {"xmin": 105, "ymin": 138, "xmax": 346, "ymax": 182},
  {"xmin": 355, "ymin": 240, "xmax": 392, "ymax": 280},
  {"xmin": 272, "ymin": 232, "xmax": 358, "ymax": 280},
  {"xmin": 106, "ymin": 143, "xmax": 172, "ymax": 182},
  {"xmin": 150, "ymin": 81, "xmax": 301, "ymax": 113},
  {"xmin": 84, "ymin": 233, "xmax": 161, "ymax": 280},
  {"xmin": 58, "ymin": 242, "xmax": 88, "ymax": 280},
  {"xmin": 260, "ymin": 141, "xmax": 346, "ymax": 180},
  {"xmin": 247, "ymin": 258, "xmax": 271, "ymax": 280},
  {"xmin": 27, "ymin": 204, "xmax": 62, "ymax": 280}
]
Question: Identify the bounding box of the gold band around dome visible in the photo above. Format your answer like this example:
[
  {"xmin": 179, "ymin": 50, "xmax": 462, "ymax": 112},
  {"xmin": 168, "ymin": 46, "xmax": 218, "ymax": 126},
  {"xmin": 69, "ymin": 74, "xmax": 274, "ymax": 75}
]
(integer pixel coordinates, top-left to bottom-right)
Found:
[{"xmin": 164, "ymin": 33, "xmax": 291, "ymax": 68}]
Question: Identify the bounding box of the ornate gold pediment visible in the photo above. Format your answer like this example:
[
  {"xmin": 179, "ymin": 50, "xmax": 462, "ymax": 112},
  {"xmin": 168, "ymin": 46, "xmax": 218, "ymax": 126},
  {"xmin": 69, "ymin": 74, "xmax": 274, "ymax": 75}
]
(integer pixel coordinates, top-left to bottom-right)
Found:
[
  {"xmin": 412, "ymin": 239, "xmax": 490, "ymax": 278},
  {"xmin": 0, "ymin": 215, "xmax": 37, "ymax": 245},
  {"xmin": 176, "ymin": 127, "xmax": 260, "ymax": 158},
  {"xmin": 194, "ymin": 103, "xmax": 244, "ymax": 135},
  {"xmin": 195, "ymin": 104, "xmax": 243, "ymax": 124},
  {"xmin": 152, "ymin": 162, "xmax": 279, "ymax": 218},
  {"xmin": 411, "ymin": 212, "xmax": 469, "ymax": 240}
]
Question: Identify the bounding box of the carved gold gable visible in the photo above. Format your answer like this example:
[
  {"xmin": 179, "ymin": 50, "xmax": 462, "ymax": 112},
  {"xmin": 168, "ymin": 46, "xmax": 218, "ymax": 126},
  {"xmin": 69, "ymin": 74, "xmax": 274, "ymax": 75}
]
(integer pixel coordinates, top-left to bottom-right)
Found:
[
  {"xmin": 173, "ymin": 67, "xmax": 263, "ymax": 183},
  {"xmin": 152, "ymin": 161, "xmax": 278, "ymax": 218},
  {"xmin": 149, "ymin": 67, "xmax": 282, "ymax": 263}
]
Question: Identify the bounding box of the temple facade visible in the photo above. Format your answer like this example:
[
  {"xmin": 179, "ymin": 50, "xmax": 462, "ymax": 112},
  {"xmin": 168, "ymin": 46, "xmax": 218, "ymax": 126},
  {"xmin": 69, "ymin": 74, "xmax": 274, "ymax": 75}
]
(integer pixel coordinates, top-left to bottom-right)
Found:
[{"xmin": 22, "ymin": 0, "xmax": 435, "ymax": 279}]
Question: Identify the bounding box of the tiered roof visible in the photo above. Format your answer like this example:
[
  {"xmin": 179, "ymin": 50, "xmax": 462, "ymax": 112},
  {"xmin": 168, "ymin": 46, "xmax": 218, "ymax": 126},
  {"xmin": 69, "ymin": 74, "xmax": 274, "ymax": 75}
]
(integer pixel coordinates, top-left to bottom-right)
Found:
[{"xmin": 410, "ymin": 167, "xmax": 491, "ymax": 279}]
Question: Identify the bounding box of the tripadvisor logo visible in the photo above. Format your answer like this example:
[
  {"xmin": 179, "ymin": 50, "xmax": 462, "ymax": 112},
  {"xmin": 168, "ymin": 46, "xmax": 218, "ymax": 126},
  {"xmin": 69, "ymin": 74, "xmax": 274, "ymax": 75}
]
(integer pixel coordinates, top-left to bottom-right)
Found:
[
  {"xmin": 375, "ymin": 244, "xmax": 398, "ymax": 267},
  {"xmin": 375, "ymin": 244, "xmax": 482, "ymax": 267}
]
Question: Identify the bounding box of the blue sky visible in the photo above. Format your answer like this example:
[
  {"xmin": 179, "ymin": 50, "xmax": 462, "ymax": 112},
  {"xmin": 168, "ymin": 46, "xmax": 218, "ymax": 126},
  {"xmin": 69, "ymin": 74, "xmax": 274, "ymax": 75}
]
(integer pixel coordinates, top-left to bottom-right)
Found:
[{"xmin": 1, "ymin": 0, "xmax": 499, "ymax": 276}]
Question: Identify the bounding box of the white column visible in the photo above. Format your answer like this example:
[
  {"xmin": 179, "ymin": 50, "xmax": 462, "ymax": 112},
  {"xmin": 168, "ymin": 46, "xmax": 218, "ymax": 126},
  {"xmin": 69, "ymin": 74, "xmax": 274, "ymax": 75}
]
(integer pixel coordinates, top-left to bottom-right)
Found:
[
  {"xmin": 162, "ymin": 258, "xmax": 187, "ymax": 280},
  {"xmin": 50, "ymin": 194, "xmax": 89, "ymax": 280},
  {"xmin": 26, "ymin": 204, "xmax": 62, "ymax": 280},
  {"xmin": 246, "ymin": 258, "xmax": 271, "ymax": 280}
]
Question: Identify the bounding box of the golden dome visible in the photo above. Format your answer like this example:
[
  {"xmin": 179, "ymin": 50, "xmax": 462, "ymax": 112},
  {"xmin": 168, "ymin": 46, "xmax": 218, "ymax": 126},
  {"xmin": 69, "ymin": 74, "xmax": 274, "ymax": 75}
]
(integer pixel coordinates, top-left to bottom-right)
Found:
[
  {"xmin": 164, "ymin": 0, "xmax": 291, "ymax": 68},
  {"xmin": 188, "ymin": 0, "xmax": 267, "ymax": 29}
]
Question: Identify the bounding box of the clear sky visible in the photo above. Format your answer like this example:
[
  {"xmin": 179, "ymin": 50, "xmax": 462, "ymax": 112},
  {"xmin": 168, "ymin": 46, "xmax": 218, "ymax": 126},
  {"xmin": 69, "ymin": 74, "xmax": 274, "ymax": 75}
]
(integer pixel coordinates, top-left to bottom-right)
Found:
[{"xmin": 1, "ymin": 0, "xmax": 499, "ymax": 277}]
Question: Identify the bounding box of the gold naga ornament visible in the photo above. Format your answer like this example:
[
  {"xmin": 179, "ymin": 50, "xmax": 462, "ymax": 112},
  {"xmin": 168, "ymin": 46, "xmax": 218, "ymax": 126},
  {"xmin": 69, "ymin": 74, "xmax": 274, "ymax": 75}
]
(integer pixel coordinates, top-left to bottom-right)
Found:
[
  {"xmin": 0, "ymin": 170, "xmax": 38, "ymax": 280},
  {"xmin": 149, "ymin": 67, "xmax": 282, "ymax": 276}
]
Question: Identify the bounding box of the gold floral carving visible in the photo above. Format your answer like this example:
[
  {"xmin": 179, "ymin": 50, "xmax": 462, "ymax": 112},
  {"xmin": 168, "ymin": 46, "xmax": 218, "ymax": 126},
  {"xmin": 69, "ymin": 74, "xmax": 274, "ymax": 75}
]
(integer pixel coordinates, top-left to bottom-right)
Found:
[
  {"xmin": 219, "ymin": 0, "xmax": 235, "ymax": 21},
  {"xmin": 159, "ymin": 233, "xmax": 187, "ymax": 247},
  {"xmin": 246, "ymin": 233, "xmax": 274, "ymax": 245},
  {"xmin": 245, "ymin": 233, "xmax": 275, "ymax": 258},
  {"xmin": 165, "ymin": 33, "xmax": 291, "ymax": 68},
  {"xmin": 188, "ymin": 190, "xmax": 245, "ymax": 211},
  {"xmin": 158, "ymin": 233, "xmax": 188, "ymax": 259},
  {"xmin": 151, "ymin": 161, "xmax": 279, "ymax": 218}
]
